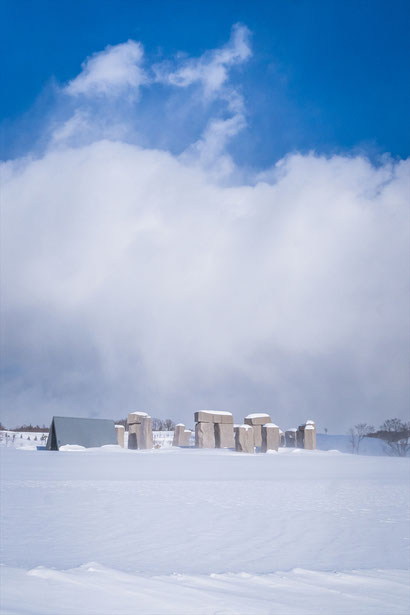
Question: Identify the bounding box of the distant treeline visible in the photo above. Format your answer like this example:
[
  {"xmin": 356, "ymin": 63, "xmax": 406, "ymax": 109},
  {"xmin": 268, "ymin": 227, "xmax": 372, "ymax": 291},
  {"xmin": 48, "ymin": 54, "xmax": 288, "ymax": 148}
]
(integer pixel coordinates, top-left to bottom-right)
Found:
[
  {"xmin": 115, "ymin": 417, "xmax": 176, "ymax": 431},
  {"xmin": 5, "ymin": 424, "xmax": 50, "ymax": 432},
  {"xmin": 1, "ymin": 418, "xmax": 177, "ymax": 432},
  {"xmin": 349, "ymin": 418, "xmax": 410, "ymax": 456}
]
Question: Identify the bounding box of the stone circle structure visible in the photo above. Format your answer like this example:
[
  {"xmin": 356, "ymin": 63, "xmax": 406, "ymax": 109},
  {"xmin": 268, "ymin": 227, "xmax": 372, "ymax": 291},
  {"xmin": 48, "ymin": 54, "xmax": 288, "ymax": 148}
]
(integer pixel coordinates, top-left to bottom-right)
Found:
[
  {"xmin": 261, "ymin": 423, "xmax": 280, "ymax": 453},
  {"xmin": 244, "ymin": 413, "xmax": 272, "ymax": 447},
  {"xmin": 127, "ymin": 412, "xmax": 153, "ymax": 450},
  {"xmin": 194, "ymin": 411, "xmax": 234, "ymax": 448}
]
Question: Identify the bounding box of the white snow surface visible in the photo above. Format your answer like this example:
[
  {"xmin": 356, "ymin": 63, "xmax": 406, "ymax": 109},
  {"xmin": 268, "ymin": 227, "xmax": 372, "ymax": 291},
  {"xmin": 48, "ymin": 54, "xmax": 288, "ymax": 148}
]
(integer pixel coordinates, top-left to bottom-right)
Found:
[{"xmin": 1, "ymin": 446, "xmax": 409, "ymax": 614}]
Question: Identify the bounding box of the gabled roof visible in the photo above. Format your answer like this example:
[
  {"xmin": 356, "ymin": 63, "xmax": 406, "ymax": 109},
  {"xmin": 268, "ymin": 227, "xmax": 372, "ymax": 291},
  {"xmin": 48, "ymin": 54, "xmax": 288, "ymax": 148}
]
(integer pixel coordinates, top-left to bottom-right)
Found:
[{"xmin": 46, "ymin": 416, "xmax": 117, "ymax": 450}]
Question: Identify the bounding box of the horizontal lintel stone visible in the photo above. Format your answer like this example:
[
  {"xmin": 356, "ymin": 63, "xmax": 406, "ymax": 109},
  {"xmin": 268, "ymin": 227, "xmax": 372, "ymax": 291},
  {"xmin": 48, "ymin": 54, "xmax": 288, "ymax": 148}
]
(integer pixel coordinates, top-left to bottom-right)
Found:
[
  {"xmin": 128, "ymin": 412, "xmax": 149, "ymax": 425},
  {"xmin": 244, "ymin": 414, "xmax": 272, "ymax": 426},
  {"xmin": 194, "ymin": 411, "xmax": 233, "ymax": 424}
]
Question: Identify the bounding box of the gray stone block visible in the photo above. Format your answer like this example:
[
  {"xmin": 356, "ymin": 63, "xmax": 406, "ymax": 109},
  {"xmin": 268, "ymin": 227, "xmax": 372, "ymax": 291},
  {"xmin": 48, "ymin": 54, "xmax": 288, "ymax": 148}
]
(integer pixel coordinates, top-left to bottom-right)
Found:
[
  {"xmin": 128, "ymin": 411, "xmax": 148, "ymax": 425},
  {"xmin": 115, "ymin": 425, "xmax": 125, "ymax": 448},
  {"xmin": 128, "ymin": 433, "xmax": 138, "ymax": 449},
  {"xmin": 249, "ymin": 424, "xmax": 263, "ymax": 447},
  {"xmin": 215, "ymin": 423, "xmax": 234, "ymax": 448},
  {"xmin": 180, "ymin": 429, "xmax": 192, "ymax": 447},
  {"xmin": 297, "ymin": 426, "xmax": 305, "ymax": 448},
  {"xmin": 234, "ymin": 425, "xmax": 254, "ymax": 453},
  {"xmin": 128, "ymin": 423, "xmax": 142, "ymax": 436},
  {"xmin": 304, "ymin": 424, "xmax": 316, "ymax": 450},
  {"xmin": 219, "ymin": 413, "xmax": 234, "ymax": 424},
  {"xmin": 128, "ymin": 422, "xmax": 141, "ymax": 449},
  {"xmin": 194, "ymin": 411, "xmax": 216, "ymax": 423},
  {"xmin": 285, "ymin": 429, "xmax": 297, "ymax": 447},
  {"xmin": 127, "ymin": 416, "xmax": 152, "ymax": 449},
  {"xmin": 172, "ymin": 424, "xmax": 185, "ymax": 447},
  {"xmin": 279, "ymin": 429, "xmax": 285, "ymax": 447},
  {"xmin": 140, "ymin": 416, "xmax": 153, "ymax": 449},
  {"xmin": 244, "ymin": 413, "xmax": 272, "ymax": 426},
  {"xmin": 195, "ymin": 422, "xmax": 215, "ymax": 448},
  {"xmin": 261, "ymin": 423, "xmax": 280, "ymax": 452},
  {"xmin": 194, "ymin": 411, "xmax": 233, "ymax": 424}
]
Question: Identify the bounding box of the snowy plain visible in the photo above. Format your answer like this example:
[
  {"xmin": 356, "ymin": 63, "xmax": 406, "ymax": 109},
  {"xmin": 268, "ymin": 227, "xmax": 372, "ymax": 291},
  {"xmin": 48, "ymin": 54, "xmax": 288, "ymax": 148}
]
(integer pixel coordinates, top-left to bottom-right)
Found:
[{"xmin": 1, "ymin": 444, "xmax": 409, "ymax": 614}]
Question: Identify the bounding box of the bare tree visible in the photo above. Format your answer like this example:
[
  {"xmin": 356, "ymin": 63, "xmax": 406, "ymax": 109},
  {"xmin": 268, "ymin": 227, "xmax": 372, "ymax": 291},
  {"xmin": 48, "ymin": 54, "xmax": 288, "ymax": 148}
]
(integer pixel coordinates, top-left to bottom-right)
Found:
[
  {"xmin": 152, "ymin": 418, "xmax": 164, "ymax": 431},
  {"xmin": 114, "ymin": 417, "xmax": 127, "ymax": 428},
  {"xmin": 115, "ymin": 416, "xmax": 176, "ymax": 431},
  {"xmin": 163, "ymin": 419, "xmax": 176, "ymax": 431},
  {"xmin": 379, "ymin": 419, "xmax": 410, "ymax": 457},
  {"xmin": 348, "ymin": 423, "xmax": 374, "ymax": 454}
]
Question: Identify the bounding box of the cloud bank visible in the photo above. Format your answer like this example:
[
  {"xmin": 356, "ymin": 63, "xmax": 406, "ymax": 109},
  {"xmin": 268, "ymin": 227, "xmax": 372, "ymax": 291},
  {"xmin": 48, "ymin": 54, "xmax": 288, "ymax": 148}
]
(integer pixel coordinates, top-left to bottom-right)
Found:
[{"xmin": 1, "ymin": 26, "xmax": 408, "ymax": 431}]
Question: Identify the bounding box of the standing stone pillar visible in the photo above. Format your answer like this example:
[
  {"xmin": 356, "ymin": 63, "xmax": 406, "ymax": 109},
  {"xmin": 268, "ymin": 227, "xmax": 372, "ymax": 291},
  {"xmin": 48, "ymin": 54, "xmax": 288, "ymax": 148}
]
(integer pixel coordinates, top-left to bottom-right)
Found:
[
  {"xmin": 261, "ymin": 423, "xmax": 280, "ymax": 452},
  {"xmin": 173, "ymin": 424, "xmax": 192, "ymax": 447},
  {"xmin": 128, "ymin": 423, "xmax": 141, "ymax": 449},
  {"xmin": 214, "ymin": 423, "xmax": 234, "ymax": 448},
  {"xmin": 172, "ymin": 424, "xmax": 185, "ymax": 447},
  {"xmin": 195, "ymin": 422, "xmax": 215, "ymax": 448},
  {"xmin": 214, "ymin": 413, "xmax": 234, "ymax": 448},
  {"xmin": 234, "ymin": 425, "xmax": 254, "ymax": 453},
  {"xmin": 127, "ymin": 412, "xmax": 153, "ymax": 450},
  {"xmin": 180, "ymin": 428, "xmax": 192, "ymax": 446},
  {"xmin": 297, "ymin": 425, "xmax": 305, "ymax": 448},
  {"xmin": 115, "ymin": 424, "xmax": 125, "ymax": 448},
  {"xmin": 244, "ymin": 414, "xmax": 272, "ymax": 448},
  {"xmin": 279, "ymin": 429, "xmax": 285, "ymax": 447},
  {"xmin": 140, "ymin": 416, "xmax": 153, "ymax": 449},
  {"xmin": 304, "ymin": 421, "xmax": 316, "ymax": 450},
  {"xmin": 285, "ymin": 429, "xmax": 298, "ymax": 447}
]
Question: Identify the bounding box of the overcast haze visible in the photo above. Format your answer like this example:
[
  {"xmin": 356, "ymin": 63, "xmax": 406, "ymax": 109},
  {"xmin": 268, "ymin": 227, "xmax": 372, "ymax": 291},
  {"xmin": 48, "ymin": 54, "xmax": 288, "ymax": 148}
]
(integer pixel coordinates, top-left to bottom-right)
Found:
[{"xmin": 1, "ymin": 15, "xmax": 409, "ymax": 431}]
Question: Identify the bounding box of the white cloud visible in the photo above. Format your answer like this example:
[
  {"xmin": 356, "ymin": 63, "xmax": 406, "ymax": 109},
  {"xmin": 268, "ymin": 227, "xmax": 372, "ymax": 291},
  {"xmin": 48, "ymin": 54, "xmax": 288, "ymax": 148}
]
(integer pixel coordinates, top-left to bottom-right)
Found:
[
  {"xmin": 1, "ymin": 26, "xmax": 408, "ymax": 431},
  {"xmin": 65, "ymin": 40, "xmax": 147, "ymax": 97},
  {"xmin": 154, "ymin": 23, "xmax": 251, "ymax": 97},
  {"xmin": 1, "ymin": 142, "xmax": 408, "ymax": 430},
  {"xmin": 50, "ymin": 110, "xmax": 90, "ymax": 144},
  {"xmin": 52, "ymin": 27, "xmax": 251, "ymax": 177},
  {"xmin": 181, "ymin": 114, "xmax": 246, "ymax": 179}
]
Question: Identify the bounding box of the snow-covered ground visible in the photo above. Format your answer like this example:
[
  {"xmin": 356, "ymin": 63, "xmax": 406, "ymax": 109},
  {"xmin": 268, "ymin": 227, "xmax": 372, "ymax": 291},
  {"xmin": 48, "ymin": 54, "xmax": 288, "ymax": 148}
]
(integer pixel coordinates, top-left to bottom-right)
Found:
[
  {"xmin": 1, "ymin": 445, "xmax": 409, "ymax": 614},
  {"xmin": 1, "ymin": 430, "xmax": 398, "ymax": 456},
  {"xmin": 0, "ymin": 430, "xmax": 178, "ymax": 450}
]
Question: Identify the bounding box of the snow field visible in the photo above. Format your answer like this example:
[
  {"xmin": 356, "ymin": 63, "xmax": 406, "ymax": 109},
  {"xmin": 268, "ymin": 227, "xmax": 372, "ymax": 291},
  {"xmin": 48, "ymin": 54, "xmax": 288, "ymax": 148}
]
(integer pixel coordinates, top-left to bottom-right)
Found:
[
  {"xmin": 3, "ymin": 565, "xmax": 409, "ymax": 615},
  {"xmin": 1, "ymin": 446, "xmax": 409, "ymax": 614}
]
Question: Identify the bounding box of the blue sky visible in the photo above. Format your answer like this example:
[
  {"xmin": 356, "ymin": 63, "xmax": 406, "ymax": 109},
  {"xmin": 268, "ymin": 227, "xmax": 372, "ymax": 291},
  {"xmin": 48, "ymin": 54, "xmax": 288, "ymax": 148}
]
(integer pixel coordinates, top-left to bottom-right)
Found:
[
  {"xmin": 2, "ymin": 0, "xmax": 409, "ymax": 165},
  {"xmin": 1, "ymin": 1, "xmax": 409, "ymax": 430}
]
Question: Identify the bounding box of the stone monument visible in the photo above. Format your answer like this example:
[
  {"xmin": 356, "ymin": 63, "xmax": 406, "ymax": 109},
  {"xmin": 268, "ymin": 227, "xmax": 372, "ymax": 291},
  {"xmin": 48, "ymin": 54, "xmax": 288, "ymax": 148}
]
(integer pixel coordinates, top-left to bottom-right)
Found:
[
  {"xmin": 173, "ymin": 424, "xmax": 192, "ymax": 447},
  {"xmin": 261, "ymin": 423, "xmax": 280, "ymax": 452},
  {"xmin": 194, "ymin": 411, "xmax": 234, "ymax": 449},
  {"xmin": 127, "ymin": 412, "xmax": 153, "ymax": 450},
  {"xmin": 234, "ymin": 424, "xmax": 254, "ymax": 453},
  {"xmin": 244, "ymin": 413, "xmax": 272, "ymax": 447},
  {"xmin": 115, "ymin": 424, "xmax": 125, "ymax": 448}
]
